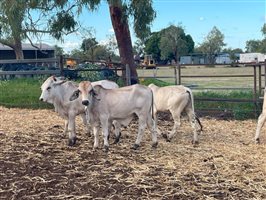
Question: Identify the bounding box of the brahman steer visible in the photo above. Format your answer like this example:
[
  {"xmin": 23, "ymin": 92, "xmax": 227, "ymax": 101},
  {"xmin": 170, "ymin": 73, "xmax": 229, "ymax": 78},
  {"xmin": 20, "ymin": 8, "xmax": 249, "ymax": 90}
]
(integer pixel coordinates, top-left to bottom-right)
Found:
[
  {"xmin": 148, "ymin": 84, "xmax": 202, "ymax": 144},
  {"xmin": 255, "ymin": 88, "xmax": 266, "ymax": 143},
  {"xmin": 69, "ymin": 81, "xmax": 158, "ymax": 151},
  {"xmin": 39, "ymin": 76, "xmax": 118, "ymax": 146}
]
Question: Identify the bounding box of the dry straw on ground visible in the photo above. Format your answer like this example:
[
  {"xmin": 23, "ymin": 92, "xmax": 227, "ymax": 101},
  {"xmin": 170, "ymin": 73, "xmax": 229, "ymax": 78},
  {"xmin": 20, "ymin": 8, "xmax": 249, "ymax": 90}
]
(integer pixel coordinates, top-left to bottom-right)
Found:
[{"xmin": 0, "ymin": 106, "xmax": 265, "ymax": 200}]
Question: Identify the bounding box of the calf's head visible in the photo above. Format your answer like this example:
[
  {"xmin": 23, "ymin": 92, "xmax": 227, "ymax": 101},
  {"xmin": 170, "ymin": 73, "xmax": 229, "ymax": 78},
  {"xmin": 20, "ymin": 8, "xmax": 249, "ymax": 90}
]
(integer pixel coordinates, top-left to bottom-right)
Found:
[
  {"xmin": 69, "ymin": 81, "xmax": 95, "ymax": 106},
  {"xmin": 39, "ymin": 76, "xmax": 65, "ymax": 103}
]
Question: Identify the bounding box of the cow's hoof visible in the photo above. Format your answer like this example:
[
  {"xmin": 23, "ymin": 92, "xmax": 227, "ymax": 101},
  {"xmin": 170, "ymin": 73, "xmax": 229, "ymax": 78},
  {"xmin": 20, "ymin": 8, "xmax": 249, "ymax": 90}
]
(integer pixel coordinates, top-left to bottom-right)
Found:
[
  {"xmin": 68, "ymin": 137, "xmax": 77, "ymax": 146},
  {"xmin": 103, "ymin": 145, "xmax": 109, "ymax": 152},
  {"xmin": 255, "ymin": 138, "xmax": 260, "ymax": 144},
  {"xmin": 114, "ymin": 137, "xmax": 120, "ymax": 144},
  {"xmin": 114, "ymin": 132, "xmax": 121, "ymax": 144},
  {"xmin": 192, "ymin": 140, "xmax": 199, "ymax": 146},
  {"xmin": 152, "ymin": 142, "xmax": 158, "ymax": 148},
  {"xmin": 162, "ymin": 133, "xmax": 168, "ymax": 139},
  {"xmin": 131, "ymin": 144, "xmax": 140, "ymax": 150}
]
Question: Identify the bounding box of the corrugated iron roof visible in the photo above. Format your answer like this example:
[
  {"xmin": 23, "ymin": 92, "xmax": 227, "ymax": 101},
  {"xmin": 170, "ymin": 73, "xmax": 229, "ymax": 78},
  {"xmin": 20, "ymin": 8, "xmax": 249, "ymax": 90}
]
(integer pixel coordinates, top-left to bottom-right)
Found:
[{"xmin": 0, "ymin": 43, "xmax": 55, "ymax": 50}]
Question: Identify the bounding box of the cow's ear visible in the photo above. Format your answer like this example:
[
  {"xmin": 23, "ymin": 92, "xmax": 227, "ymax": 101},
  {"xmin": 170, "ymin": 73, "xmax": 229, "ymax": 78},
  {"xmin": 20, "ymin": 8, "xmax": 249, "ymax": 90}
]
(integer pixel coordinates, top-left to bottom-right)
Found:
[
  {"xmin": 92, "ymin": 85, "xmax": 102, "ymax": 95},
  {"xmin": 52, "ymin": 75, "xmax": 57, "ymax": 81},
  {"xmin": 69, "ymin": 90, "xmax": 80, "ymax": 101}
]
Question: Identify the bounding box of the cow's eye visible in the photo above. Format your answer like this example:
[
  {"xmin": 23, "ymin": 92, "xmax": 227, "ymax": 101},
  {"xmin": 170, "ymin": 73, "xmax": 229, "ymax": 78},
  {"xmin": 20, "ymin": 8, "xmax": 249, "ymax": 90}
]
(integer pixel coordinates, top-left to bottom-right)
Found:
[
  {"xmin": 74, "ymin": 90, "xmax": 80, "ymax": 97},
  {"xmin": 47, "ymin": 87, "xmax": 51, "ymax": 90}
]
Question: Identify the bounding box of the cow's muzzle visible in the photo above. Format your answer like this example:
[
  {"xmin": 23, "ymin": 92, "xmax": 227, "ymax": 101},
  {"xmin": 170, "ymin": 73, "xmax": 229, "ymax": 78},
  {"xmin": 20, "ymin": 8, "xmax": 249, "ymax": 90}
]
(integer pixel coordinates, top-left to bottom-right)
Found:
[
  {"xmin": 39, "ymin": 98, "xmax": 44, "ymax": 101},
  {"xmin": 82, "ymin": 100, "xmax": 89, "ymax": 106}
]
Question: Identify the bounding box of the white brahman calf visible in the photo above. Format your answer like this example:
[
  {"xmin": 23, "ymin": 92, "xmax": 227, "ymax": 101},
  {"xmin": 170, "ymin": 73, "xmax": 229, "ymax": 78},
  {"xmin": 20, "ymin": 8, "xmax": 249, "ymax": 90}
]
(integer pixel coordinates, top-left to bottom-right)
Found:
[
  {"xmin": 39, "ymin": 76, "xmax": 118, "ymax": 146},
  {"xmin": 70, "ymin": 81, "xmax": 158, "ymax": 151},
  {"xmin": 148, "ymin": 84, "xmax": 202, "ymax": 144}
]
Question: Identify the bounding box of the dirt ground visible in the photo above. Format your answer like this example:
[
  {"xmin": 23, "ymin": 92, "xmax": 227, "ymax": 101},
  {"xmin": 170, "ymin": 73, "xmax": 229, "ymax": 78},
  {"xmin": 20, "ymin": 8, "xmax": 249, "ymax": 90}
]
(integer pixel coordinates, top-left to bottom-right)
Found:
[{"xmin": 0, "ymin": 106, "xmax": 265, "ymax": 200}]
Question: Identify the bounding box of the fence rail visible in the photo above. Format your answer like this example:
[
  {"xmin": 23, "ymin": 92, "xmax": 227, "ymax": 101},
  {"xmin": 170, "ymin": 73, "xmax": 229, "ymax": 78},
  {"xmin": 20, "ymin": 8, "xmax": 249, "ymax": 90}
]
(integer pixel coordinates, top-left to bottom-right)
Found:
[{"xmin": 0, "ymin": 58, "xmax": 266, "ymax": 118}]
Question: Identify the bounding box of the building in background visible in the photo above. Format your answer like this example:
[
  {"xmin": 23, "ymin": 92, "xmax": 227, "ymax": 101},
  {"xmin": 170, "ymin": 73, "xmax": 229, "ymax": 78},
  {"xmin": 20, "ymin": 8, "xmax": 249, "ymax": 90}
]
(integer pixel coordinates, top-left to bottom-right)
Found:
[
  {"xmin": 0, "ymin": 43, "xmax": 55, "ymax": 60},
  {"xmin": 239, "ymin": 53, "xmax": 266, "ymax": 63}
]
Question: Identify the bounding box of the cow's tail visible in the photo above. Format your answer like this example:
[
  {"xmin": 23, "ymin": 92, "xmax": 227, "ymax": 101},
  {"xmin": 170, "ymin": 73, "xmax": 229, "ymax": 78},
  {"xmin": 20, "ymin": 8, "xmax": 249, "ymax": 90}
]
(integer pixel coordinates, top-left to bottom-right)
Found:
[{"xmin": 186, "ymin": 88, "xmax": 203, "ymax": 132}]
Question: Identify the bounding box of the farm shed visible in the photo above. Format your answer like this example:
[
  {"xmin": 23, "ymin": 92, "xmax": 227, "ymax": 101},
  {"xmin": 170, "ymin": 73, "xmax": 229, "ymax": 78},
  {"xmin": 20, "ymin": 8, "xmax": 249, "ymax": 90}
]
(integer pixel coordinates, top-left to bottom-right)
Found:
[
  {"xmin": 180, "ymin": 53, "xmax": 207, "ymax": 64},
  {"xmin": 0, "ymin": 43, "xmax": 55, "ymax": 60},
  {"xmin": 239, "ymin": 53, "xmax": 266, "ymax": 63}
]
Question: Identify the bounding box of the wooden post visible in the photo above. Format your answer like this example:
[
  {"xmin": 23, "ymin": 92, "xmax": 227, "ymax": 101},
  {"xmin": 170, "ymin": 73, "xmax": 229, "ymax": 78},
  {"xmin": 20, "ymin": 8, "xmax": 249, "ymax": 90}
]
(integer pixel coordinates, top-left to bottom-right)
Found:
[
  {"xmin": 253, "ymin": 65, "xmax": 258, "ymax": 117},
  {"xmin": 178, "ymin": 62, "xmax": 181, "ymax": 85},
  {"xmin": 259, "ymin": 64, "xmax": 262, "ymax": 96},
  {"xmin": 264, "ymin": 59, "xmax": 266, "ymax": 90},
  {"xmin": 59, "ymin": 55, "xmax": 64, "ymax": 76},
  {"xmin": 126, "ymin": 64, "xmax": 131, "ymax": 86},
  {"xmin": 174, "ymin": 66, "xmax": 177, "ymax": 85}
]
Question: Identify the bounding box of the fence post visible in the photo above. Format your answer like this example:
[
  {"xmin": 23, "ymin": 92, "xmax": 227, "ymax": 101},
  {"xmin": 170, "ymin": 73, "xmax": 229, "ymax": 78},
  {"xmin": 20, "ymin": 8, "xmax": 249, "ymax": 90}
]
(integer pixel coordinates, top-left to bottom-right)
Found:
[
  {"xmin": 264, "ymin": 59, "xmax": 266, "ymax": 90},
  {"xmin": 259, "ymin": 64, "xmax": 262, "ymax": 96},
  {"xmin": 177, "ymin": 62, "xmax": 181, "ymax": 85},
  {"xmin": 253, "ymin": 65, "xmax": 258, "ymax": 117},
  {"xmin": 126, "ymin": 64, "xmax": 131, "ymax": 86},
  {"xmin": 59, "ymin": 55, "xmax": 64, "ymax": 76}
]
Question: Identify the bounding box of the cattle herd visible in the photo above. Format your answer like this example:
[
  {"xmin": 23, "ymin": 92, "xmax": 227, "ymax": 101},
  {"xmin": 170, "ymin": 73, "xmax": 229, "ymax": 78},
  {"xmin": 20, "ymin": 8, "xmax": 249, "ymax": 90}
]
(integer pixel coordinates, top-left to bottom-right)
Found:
[{"xmin": 39, "ymin": 76, "xmax": 264, "ymax": 151}]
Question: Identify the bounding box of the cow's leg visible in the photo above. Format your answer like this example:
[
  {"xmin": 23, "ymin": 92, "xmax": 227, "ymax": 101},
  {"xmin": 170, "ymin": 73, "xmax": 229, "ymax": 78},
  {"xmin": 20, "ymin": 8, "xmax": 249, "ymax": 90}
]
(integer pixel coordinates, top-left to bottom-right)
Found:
[
  {"xmin": 81, "ymin": 113, "xmax": 91, "ymax": 137},
  {"xmin": 147, "ymin": 114, "xmax": 158, "ymax": 148},
  {"xmin": 113, "ymin": 120, "xmax": 122, "ymax": 144},
  {"xmin": 167, "ymin": 110, "xmax": 181, "ymax": 141},
  {"xmin": 153, "ymin": 110, "xmax": 162, "ymax": 137},
  {"xmin": 68, "ymin": 115, "xmax": 76, "ymax": 146},
  {"xmin": 133, "ymin": 115, "xmax": 147, "ymax": 150},
  {"xmin": 93, "ymin": 125, "xmax": 100, "ymax": 149},
  {"xmin": 255, "ymin": 113, "xmax": 266, "ymax": 143},
  {"xmin": 186, "ymin": 108, "xmax": 199, "ymax": 144},
  {"xmin": 64, "ymin": 119, "xmax": 69, "ymax": 135},
  {"xmin": 101, "ymin": 119, "xmax": 110, "ymax": 151}
]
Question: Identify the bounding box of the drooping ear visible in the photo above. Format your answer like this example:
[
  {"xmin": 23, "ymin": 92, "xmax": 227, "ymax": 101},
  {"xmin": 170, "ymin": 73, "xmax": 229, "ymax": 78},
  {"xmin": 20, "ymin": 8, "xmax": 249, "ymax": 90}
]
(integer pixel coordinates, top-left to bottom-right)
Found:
[
  {"xmin": 52, "ymin": 75, "xmax": 57, "ymax": 81},
  {"xmin": 92, "ymin": 85, "xmax": 103, "ymax": 95},
  {"xmin": 69, "ymin": 89, "xmax": 80, "ymax": 101}
]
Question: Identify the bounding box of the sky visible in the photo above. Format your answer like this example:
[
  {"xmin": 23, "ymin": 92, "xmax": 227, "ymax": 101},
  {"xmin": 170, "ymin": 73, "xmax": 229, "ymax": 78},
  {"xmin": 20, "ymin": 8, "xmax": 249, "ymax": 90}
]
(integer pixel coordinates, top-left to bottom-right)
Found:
[{"xmin": 44, "ymin": 0, "xmax": 266, "ymax": 53}]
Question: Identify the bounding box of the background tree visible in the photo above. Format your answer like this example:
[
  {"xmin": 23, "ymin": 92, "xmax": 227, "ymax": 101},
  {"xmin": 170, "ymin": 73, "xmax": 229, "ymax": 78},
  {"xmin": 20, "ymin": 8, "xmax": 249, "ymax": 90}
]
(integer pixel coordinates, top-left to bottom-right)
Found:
[
  {"xmin": 245, "ymin": 40, "xmax": 261, "ymax": 53},
  {"xmin": 81, "ymin": 37, "xmax": 98, "ymax": 61},
  {"xmin": 54, "ymin": 45, "xmax": 64, "ymax": 56},
  {"xmin": 223, "ymin": 47, "xmax": 243, "ymax": 64},
  {"xmin": 0, "ymin": 0, "xmax": 77, "ymax": 59},
  {"xmin": 159, "ymin": 25, "xmax": 194, "ymax": 63},
  {"xmin": 80, "ymin": 0, "xmax": 156, "ymax": 83},
  {"xmin": 144, "ymin": 32, "xmax": 161, "ymax": 62},
  {"xmin": 245, "ymin": 23, "xmax": 266, "ymax": 53},
  {"xmin": 198, "ymin": 26, "xmax": 226, "ymax": 64}
]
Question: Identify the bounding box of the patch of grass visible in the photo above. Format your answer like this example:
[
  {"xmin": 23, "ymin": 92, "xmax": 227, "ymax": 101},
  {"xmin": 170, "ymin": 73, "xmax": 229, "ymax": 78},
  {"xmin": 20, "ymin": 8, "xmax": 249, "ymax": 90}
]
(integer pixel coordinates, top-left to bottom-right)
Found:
[
  {"xmin": 0, "ymin": 78, "xmax": 52, "ymax": 109},
  {"xmin": 140, "ymin": 78, "xmax": 172, "ymax": 87},
  {"xmin": 194, "ymin": 90, "xmax": 259, "ymax": 120}
]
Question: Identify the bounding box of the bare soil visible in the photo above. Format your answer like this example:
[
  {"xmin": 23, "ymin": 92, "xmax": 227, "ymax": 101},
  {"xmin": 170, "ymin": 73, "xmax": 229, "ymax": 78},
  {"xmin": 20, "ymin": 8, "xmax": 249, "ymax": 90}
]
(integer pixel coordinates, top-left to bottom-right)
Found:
[{"xmin": 0, "ymin": 107, "xmax": 265, "ymax": 200}]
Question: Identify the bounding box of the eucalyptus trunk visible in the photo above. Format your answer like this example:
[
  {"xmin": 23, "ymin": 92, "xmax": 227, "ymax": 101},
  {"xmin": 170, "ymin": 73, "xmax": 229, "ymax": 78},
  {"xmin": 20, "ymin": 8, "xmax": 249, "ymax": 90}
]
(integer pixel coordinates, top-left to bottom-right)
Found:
[
  {"xmin": 108, "ymin": 1, "xmax": 138, "ymax": 84},
  {"xmin": 13, "ymin": 38, "xmax": 24, "ymax": 60}
]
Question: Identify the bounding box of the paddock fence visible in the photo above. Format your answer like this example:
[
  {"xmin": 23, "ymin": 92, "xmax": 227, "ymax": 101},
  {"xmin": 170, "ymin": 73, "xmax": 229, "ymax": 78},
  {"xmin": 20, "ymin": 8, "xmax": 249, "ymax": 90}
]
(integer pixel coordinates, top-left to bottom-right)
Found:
[{"xmin": 0, "ymin": 57, "xmax": 266, "ymax": 118}]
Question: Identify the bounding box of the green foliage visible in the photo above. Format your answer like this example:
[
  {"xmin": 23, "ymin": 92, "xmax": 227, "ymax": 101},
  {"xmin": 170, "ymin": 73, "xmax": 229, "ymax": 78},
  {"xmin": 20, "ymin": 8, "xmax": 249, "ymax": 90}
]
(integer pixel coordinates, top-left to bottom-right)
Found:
[
  {"xmin": 129, "ymin": 0, "xmax": 156, "ymax": 40},
  {"xmin": 50, "ymin": 11, "xmax": 77, "ymax": 40},
  {"xmin": 0, "ymin": 78, "xmax": 52, "ymax": 109},
  {"xmin": 140, "ymin": 78, "xmax": 172, "ymax": 87},
  {"xmin": 195, "ymin": 90, "xmax": 257, "ymax": 120},
  {"xmin": 144, "ymin": 25, "xmax": 194, "ymax": 63},
  {"xmin": 197, "ymin": 26, "xmax": 226, "ymax": 64},
  {"xmin": 245, "ymin": 23, "xmax": 266, "ymax": 53},
  {"xmin": 144, "ymin": 32, "xmax": 161, "ymax": 61},
  {"xmin": 160, "ymin": 25, "xmax": 194, "ymax": 62}
]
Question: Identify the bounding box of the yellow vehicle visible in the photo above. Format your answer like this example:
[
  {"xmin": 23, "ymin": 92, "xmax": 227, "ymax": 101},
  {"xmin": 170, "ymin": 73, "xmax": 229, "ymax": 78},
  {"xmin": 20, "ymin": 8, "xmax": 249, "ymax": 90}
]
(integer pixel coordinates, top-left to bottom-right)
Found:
[
  {"xmin": 66, "ymin": 59, "xmax": 77, "ymax": 69},
  {"xmin": 140, "ymin": 55, "xmax": 156, "ymax": 69}
]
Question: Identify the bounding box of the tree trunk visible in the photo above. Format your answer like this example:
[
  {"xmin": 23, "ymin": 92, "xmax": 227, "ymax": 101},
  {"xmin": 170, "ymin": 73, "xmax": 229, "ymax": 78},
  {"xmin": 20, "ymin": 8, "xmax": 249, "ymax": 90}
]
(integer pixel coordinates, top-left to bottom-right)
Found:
[
  {"xmin": 108, "ymin": 1, "xmax": 138, "ymax": 84},
  {"xmin": 13, "ymin": 38, "xmax": 24, "ymax": 60}
]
